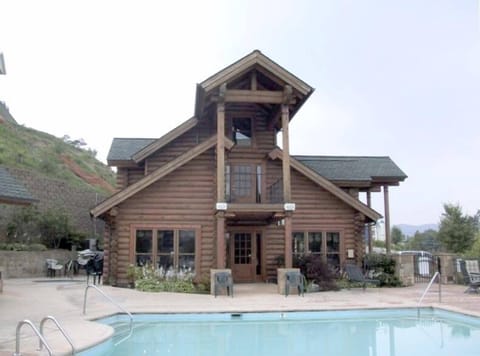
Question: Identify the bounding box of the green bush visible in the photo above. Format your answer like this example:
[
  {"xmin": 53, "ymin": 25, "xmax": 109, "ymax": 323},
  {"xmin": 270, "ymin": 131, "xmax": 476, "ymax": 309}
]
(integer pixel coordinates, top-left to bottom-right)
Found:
[
  {"xmin": 294, "ymin": 255, "xmax": 339, "ymax": 291},
  {"xmin": 363, "ymin": 253, "xmax": 402, "ymax": 287}
]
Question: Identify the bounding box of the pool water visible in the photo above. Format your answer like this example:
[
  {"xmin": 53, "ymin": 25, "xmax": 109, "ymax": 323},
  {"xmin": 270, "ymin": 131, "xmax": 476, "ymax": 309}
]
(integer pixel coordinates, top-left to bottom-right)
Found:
[{"xmin": 80, "ymin": 309, "xmax": 480, "ymax": 356}]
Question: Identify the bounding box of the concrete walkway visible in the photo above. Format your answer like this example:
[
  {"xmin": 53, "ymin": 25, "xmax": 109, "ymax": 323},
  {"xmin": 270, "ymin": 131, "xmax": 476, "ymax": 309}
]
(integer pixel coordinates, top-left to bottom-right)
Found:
[{"xmin": 1, "ymin": 277, "xmax": 480, "ymax": 355}]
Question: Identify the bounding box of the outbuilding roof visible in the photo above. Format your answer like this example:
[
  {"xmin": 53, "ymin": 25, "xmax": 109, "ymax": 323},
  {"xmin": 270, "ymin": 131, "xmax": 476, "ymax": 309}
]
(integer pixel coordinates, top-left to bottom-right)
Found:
[{"xmin": 0, "ymin": 167, "xmax": 36, "ymax": 205}]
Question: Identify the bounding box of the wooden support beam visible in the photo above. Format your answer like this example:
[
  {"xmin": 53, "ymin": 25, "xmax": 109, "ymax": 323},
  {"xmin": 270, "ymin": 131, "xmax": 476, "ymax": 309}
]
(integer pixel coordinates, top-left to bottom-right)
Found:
[
  {"xmin": 384, "ymin": 185, "xmax": 391, "ymax": 254},
  {"xmin": 281, "ymin": 104, "xmax": 291, "ymax": 202},
  {"xmin": 284, "ymin": 214, "xmax": 293, "ymax": 268},
  {"xmin": 224, "ymin": 89, "xmax": 295, "ymax": 104},
  {"xmin": 251, "ymin": 71, "xmax": 257, "ymax": 90},
  {"xmin": 216, "ymin": 85, "xmax": 226, "ymax": 203},
  {"xmin": 366, "ymin": 190, "xmax": 372, "ymax": 254},
  {"xmin": 216, "ymin": 213, "xmax": 226, "ymax": 268}
]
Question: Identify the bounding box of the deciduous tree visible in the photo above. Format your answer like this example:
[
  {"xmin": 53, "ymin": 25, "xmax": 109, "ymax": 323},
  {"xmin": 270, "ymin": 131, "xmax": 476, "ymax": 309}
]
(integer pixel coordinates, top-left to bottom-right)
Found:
[{"xmin": 438, "ymin": 203, "xmax": 479, "ymax": 254}]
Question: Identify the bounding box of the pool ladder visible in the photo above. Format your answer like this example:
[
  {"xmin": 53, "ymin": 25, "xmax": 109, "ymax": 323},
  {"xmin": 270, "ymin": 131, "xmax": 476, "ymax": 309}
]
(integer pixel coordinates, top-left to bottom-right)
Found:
[
  {"xmin": 13, "ymin": 315, "xmax": 76, "ymax": 356},
  {"xmin": 83, "ymin": 284, "xmax": 133, "ymax": 345},
  {"xmin": 417, "ymin": 271, "xmax": 442, "ymax": 316}
]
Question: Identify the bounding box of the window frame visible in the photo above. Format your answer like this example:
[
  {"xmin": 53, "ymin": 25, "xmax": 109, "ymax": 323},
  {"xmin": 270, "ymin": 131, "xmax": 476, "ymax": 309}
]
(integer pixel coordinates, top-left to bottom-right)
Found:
[
  {"xmin": 292, "ymin": 230, "xmax": 344, "ymax": 267},
  {"xmin": 130, "ymin": 225, "xmax": 201, "ymax": 273}
]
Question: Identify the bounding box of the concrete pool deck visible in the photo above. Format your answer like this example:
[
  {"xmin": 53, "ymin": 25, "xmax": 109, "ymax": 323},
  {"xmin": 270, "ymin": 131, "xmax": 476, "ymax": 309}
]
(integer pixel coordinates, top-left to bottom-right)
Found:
[{"xmin": 1, "ymin": 277, "xmax": 480, "ymax": 355}]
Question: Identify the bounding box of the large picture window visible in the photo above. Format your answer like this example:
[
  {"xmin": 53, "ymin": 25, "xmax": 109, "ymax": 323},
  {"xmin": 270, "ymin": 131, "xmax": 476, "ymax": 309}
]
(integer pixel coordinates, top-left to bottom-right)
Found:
[
  {"xmin": 134, "ymin": 228, "xmax": 197, "ymax": 272},
  {"xmin": 292, "ymin": 231, "xmax": 341, "ymax": 267}
]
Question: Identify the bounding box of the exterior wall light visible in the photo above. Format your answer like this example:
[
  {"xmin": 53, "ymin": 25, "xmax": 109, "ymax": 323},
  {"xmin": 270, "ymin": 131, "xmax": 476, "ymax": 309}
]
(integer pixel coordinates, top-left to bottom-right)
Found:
[
  {"xmin": 284, "ymin": 203, "xmax": 296, "ymax": 211},
  {"xmin": 216, "ymin": 202, "xmax": 228, "ymax": 211}
]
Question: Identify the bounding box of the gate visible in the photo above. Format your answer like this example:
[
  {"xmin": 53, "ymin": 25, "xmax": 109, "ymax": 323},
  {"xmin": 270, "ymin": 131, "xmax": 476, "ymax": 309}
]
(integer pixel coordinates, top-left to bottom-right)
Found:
[{"xmin": 412, "ymin": 252, "xmax": 439, "ymax": 282}]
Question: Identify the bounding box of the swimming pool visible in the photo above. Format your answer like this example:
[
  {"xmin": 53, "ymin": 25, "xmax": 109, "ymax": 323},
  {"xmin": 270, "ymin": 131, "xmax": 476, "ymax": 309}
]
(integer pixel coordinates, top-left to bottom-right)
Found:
[{"xmin": 80, "ymin": 308, "xmax": 480, "ymax": 356}]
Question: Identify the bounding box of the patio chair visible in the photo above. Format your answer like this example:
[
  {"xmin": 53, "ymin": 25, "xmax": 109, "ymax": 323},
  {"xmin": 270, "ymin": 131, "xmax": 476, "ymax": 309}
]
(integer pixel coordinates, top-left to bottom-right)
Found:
[
  {"xmin": 344, "ymin": 263, "xmax": 379, "ymax": 291},
  {"xmin": 45, "ymin": 259, "xmax": 63, "ymax": 277},
  {"xmin": 459, "ymin": 260, "xmax": 480, "ymax": 293},
  {"xmin": 214, "ymin": 271, "xmax": 234, "ymax": 297},
  {"xmin": 285, "ymin": 271, "xmax": 305, "ymax": 297}
]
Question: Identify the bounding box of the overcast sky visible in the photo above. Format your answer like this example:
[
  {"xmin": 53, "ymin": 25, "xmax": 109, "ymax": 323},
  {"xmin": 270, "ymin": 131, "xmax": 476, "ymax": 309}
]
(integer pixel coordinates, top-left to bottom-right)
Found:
[{"xmin": 0, "ymin": 0, "xmax": 479, "ymax": 227}]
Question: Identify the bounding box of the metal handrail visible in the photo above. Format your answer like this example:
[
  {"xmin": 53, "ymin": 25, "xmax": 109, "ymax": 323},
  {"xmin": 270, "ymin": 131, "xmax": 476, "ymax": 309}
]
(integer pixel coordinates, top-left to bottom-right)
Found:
[
  {"xmin": 39, "ymin": 315, "xmax": 76, "ymax": 354},
  {"xmin": 417, "ymin": 271, "xmax": 441, "ymax": 316},
  {"xmin": 83, "ymin": 284, "xmax": 133, "ymax": 345},
  {"xmin": 13, "ymin": 319, "xmax": 53, "ymax": 356}
]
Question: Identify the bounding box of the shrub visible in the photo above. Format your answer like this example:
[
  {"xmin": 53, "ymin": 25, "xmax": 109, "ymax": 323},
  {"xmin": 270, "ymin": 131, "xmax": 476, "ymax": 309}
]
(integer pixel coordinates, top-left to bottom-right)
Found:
[
  {"xmin": 294, "ymin": 255, "xmax": 339, "ymax": 291},
  {"xmin": 363, "ymin": 253, "xmax": 402, "ymax": 287}
]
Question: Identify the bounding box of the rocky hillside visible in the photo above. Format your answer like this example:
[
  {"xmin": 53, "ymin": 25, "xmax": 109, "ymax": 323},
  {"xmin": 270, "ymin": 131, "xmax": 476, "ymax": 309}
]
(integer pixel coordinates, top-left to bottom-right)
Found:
[
  {"xmin": 0, "ymin": 115, "xmax": 116, "ymax": 238},
  {"xmin": 0, "ymin": 119, "xmax": 115, "ymax": 193}
]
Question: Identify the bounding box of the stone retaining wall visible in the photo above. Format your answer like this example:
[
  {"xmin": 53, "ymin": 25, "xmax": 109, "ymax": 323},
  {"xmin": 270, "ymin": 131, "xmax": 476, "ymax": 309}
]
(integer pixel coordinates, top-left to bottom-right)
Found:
[{"xmin": 0, "ymin": 250, "xmax": 77, "ymax": 278}]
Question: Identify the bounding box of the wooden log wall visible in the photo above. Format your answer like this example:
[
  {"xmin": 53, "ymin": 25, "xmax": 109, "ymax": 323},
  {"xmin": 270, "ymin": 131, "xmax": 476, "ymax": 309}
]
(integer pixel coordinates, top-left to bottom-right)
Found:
[
  {"xmin": 290, "ymin": 166, "xmax": 358, "ymax": 267},
  {"xmin": 111, "ymin": 149, "xmax": 216, "ymax": 285}
]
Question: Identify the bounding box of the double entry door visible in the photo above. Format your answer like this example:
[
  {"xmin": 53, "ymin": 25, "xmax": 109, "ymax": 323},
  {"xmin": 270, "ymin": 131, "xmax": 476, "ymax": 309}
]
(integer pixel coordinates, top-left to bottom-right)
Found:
[{"xmin": 229, "ymin": 231, "xmax": 262, "ymax": 283}]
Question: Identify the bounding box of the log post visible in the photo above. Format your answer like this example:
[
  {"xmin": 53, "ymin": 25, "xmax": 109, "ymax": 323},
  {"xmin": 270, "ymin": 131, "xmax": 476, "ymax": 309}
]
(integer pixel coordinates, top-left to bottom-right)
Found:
[
  {"xmin": 366, "ymin": 190, "xmax": 372, "ymax": 254},
  {"xmin": 216, "ymin": 84, "xmax": 227, "ymax": 268},
  {"xmin": 284, "ymin": 214, "xmax": 293, "ymax": 268},
  {"xmin": 216, "ymin": 212, "xmax": 226, "ymax": 268},
  {"xmin": 383, "ymin": 185, "xmax": 391, "ymax": 254}
]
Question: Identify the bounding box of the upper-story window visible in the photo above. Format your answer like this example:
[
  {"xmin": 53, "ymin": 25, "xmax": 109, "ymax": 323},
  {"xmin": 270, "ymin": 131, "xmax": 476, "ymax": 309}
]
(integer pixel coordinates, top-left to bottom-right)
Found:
[{"xmin": 232, "ymin": 117, "xmax": 252, "ymax": 146}]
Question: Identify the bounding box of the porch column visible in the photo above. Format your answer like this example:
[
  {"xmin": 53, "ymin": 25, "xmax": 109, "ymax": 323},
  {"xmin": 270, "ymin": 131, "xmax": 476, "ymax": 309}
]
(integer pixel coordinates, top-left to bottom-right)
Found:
[
  {"xmin": 216, "ymin": 84, "xmax": 226, "ymax": 268},
  {"xmin": 216, "ymin": 85, "xmax": 226, "ymax": 202},
  {"xmin": 366, "ymin": 190, "xmax": 372, "ymax": 254},
  {"xmin": 284, "ymin": 213, "xmax": 293, "ymax": 268},
  {"xmin": 216, "ymin": 212, "xmax": 226, "ymax": 268},
  {"xmin": 281, "ymin": 103, "xmax": 291, "ymax": 202},
  {"xmin": 383, "ymin": 185, "xmax": 391, "ymax": 254}
]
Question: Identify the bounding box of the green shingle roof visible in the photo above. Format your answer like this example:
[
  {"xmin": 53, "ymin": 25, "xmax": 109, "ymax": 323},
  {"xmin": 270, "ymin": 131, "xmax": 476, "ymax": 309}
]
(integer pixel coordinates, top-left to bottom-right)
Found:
[
  {"xmin": 294, "ymin": 156, "xmax": 407, "ymax": 182},
  {"xmin": 106, "ymin": 138, "xmax": 407, "ymax": 185},
  {"xmin": 0, "ymin": 167, "xmax": 36, "ymax": 204},
  {"xmin": 107, "ymin": 138, "xmax": 156, "ymax": 162}
]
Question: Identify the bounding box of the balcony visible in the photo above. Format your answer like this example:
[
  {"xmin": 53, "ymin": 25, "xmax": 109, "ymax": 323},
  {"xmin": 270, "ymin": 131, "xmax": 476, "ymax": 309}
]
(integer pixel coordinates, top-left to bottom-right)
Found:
[{"xmin": 225, "ymin": 170, "xmax": 283, "ymax": 204}]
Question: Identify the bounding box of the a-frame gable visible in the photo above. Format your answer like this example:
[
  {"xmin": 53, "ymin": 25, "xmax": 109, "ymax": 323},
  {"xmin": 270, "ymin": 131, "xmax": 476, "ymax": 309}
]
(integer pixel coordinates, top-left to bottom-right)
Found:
[
  {"xmin": 195, "ymin": 50, "xmax": 314, "ymax": 123},
  {"xmin": 268, "ymin": 148, "xmax": 382, "ymax": 222}
]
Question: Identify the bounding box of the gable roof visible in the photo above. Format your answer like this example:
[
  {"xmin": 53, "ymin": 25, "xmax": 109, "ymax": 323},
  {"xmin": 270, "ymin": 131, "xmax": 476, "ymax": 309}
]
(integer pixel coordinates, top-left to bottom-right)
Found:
[
  {"xmin": 92, "ymin": 135, "xmax": 234, "ymax": 217},
  {"xmin": 195, "ymin": 50, "xmax": 314, "ymax": 121},
  {"xmin": 269, "ymin": 149, "xmax": 382, "ymax": 221},
  {"xmin": 295, "ymin": 156, "xmax": 407, "ymax": 186},
  {"xmin": 0, "ymin": 167, "xmax": 36, "ymax": 205}
]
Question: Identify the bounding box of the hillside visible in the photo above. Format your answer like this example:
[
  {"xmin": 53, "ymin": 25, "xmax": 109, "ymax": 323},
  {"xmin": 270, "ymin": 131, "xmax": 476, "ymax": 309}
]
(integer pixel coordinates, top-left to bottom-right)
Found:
[{"xmin": 0, "ymin": 120, "xmax": 115, "ymax": 194}]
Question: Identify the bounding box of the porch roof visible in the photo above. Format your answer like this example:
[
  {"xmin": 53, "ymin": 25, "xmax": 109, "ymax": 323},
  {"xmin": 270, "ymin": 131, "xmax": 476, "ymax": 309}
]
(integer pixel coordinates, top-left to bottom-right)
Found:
[{"xmin": 294, "ymin": 155, "xmax": 407, "ymax": 187}]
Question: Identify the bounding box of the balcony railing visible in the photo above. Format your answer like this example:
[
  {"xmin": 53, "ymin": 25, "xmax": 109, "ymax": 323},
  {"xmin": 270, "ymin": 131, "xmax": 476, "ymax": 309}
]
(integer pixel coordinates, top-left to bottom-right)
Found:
[{"xmin": 225, "ymin": 171, "xmax": 283, "ymax": 204}]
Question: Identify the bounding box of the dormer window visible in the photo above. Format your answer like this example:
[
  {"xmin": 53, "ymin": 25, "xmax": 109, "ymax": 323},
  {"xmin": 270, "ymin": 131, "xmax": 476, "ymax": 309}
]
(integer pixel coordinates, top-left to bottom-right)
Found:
[{"xmin": 232, "ymin": 117, "xmax": 252, "ymax": 147}]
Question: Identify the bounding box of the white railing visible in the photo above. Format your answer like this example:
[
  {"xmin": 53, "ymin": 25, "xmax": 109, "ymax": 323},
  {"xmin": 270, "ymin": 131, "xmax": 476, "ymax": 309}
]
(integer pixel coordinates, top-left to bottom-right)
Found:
[
  {"xmin": 417, "ymin": 271, "xmax": 441, "ymax": 316},
  {"xmin": 39, "ymin": 315, "xmax": 76, "ymax": 354},
  {"xmin": 13, "ymin": 320, "xmax": 53, "ymax": 356},
  {"xmin": 83, "ymin": 284, "xmax": 133, "ymax": 345}
]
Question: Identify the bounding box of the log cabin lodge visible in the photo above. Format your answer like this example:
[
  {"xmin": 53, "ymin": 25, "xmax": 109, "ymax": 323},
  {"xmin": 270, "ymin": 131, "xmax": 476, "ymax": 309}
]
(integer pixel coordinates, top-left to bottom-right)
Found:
[{"xmin": 91, "ymin": 50, "xmax": 407, "ymax": 286}]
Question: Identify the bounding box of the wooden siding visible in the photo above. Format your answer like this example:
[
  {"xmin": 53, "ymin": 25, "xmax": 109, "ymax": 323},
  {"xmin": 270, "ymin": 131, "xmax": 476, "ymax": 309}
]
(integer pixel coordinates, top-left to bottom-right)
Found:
[
  {"xmin": 110, "ymin": 149, "xmax": 216, "ymax": 285},
  {"xmin": 146, "ymin": 124, "xmax": 213, "ymax": 173},
  {"xmin": 290, "ymin": 167, "xmax": 360, "ymax": 266}
]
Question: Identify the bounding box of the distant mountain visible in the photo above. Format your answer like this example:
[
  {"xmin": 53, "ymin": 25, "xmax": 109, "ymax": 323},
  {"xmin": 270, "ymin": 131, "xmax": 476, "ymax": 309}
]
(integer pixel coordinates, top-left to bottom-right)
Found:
[{"xmin": 396, "ymin": 224, "xmax": 438, "ymax": 237}]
